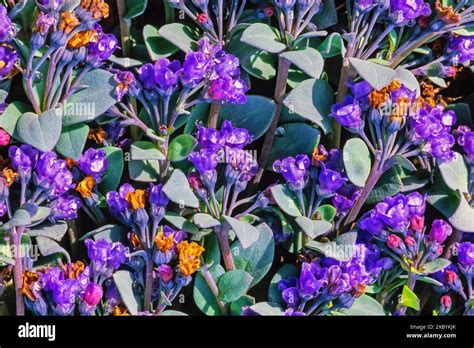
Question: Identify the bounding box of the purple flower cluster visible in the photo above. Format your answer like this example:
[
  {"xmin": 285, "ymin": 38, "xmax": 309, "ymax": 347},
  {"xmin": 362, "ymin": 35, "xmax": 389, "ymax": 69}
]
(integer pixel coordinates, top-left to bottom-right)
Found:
[
  {"xmin": 279, "ymin": 244, "xmax": 390, "ymax": 315},
  {"xmin": 0, "ymin": 5, "xmax": 14, "ymax": 43},
  {"xmin": 389, "ymin": 0, "xmax": 431, "ymax": 25},
  {"xmin": 22, "ymin": 258, "xmax": 116, "ymax": 316},
  {"xmin": 409, "ymin": 104, "xmax": 457, "ymax": 162},
  {"xmin": 189, "ymin": 120, "xmax": 256, "ymax": 191},
  {"xmin": 0, "ymin": 5, "xmax": 17, "ymax": 78},
  {"xmin": 85, "ymin": 238, "xmax": 127, "ymax": 279},
  {"xmin": 7, "ymin": 144, "xmax": 81, "ymax": 221},
  {"xmin": 86, "ymin": 24, "xmax": 118, "ymax": 65},
  {"xmin": 134, "ymin": 38, "xmax": 247, "ymax": 103},
  {"xmin": 77, "ymin": 148, "xmax": 108, "ymax": 180},
  {"xmin": 454, "ymin": 125, "xmax": 474, "ymax": 162},
  {"xmin": 448, "ymin": 35, "xmax": 474, "ymax": 64}
]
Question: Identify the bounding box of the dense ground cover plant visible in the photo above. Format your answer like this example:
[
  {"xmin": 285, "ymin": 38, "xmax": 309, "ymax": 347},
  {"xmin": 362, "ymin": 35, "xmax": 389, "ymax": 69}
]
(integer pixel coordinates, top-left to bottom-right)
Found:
[{"xmin": 0, "ymin": 0, "xmax": 472, "ymax": 317}]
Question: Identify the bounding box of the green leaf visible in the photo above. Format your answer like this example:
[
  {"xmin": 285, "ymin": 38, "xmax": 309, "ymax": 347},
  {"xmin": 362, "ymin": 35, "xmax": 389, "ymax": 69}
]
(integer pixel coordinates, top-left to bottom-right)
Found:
[
  {"xmin": 193, "ymin": 213, "xmax": 220, "ymax": 229},
  {"xmin": 349, "ymin": 58, "xmax": 397, "ymax": 90},
  {"xmin": 3, "ymin": 209, "xmax": 31, "ymax": 230},
  {"xmin": 161, "ymin": 310, "xmax": 188, "ymax": 316},
  {"xmin": 230, "ymin": 295, "xmax": 255, "ymax": 316},
  {"xmin": 79, "ymin": 224, "xmax": 128, "ymax": 244},
  {"xmin": 124, "ymin": 0, "xmax": 148, "ymax": 19},
  {"xmin": 0, "ymin": 101, "xmax": 30, "ymax": 138},
  {"xmin": 108, "ymin": 55, "xmax": 144, "ymax": 68},
  {"xmin": 35, "ymin": 236, "xmax": 70, "ymax": 262},
  {"xmin": 283, "ymin": 79, "xmax": 333, "ymax": 133},
  {"xmin": 394, "ymin": 67, "xmax": 420, "ymax": 95},
  {"xmin": 449, "ymin": 192, "xmax": 474, "ymax": 232},
  {"xmin": 168, "ymin": 134, "xmax": 197, "ymax": 162},
  {"xmin": 130, "ymin": 140, "xmax": 165, "ymax": 161},
  {"xmin": 270, "ymin": 184, "xmax": 302, "ymax": 217},
  {"xmin": 400, "ymin": 285, "xmax": 420, "ymax": 311},
  {"xmin": 241, "ymin": 23, "xmax": 286, "ymax": 53},
  {"xmin": 311, "ymin": 0, "xmax": 337, "ymax": 29},
  {"xmin": 30, "ymin": 206, "xmax": 52, "ymax": 226},
  {"xmin": 446, "ymin": 103, "xmax": 471, "ymax": 125},
  {"xmin": 219, "ymin": 95, "xmax": 276, "ymax": 141},
  {"xmin": 162, "ymin": 169, "xmax": 199, "ymax": 208},
  {"xmin": 17, "ymin": 110, "xmax": 62, "ymax": 152},
  {"xmin": 343, "ymin": 138, "xmax": 371, "ymax": 187},
  {"xmin": 339, "ymin": 295, "xmax": 386, "ymax": 315},
  {"xmin": 305, "ymin": 231, "xmax": 357, "ymax": 261},
  {"xmin": 247, "ymin": 302, "xmax": 285, "ymax": 315},
  {"xmin": 231, "ymin": 223, "xmax": 274, "ymax": 288},
  {"xmin": 228, "ymin": 30, "xmax": 277, "ymax": 80},
  {"xmin": 223, "ymin": 215, "xmax": 259, "ymax": 249},
  {"xmin": 27, "ymin": 221, "xmax": 68, "ymax": 242},
  {"xmin": 203, "ymin": 234, "xmax": 221, "ymax": 267},
  {"xmin": 143, "ymin": 24, "xmax": 179, "ymax": 60},
  {"xmin": 163, "ymin": 212, "xmax": 199, "ymax": 234},
  {"xmin": 295, "ymin": 216, "xmax": 332, "ymax": 239},
  {"xmin": 62, "ymin": 69, "xmax": 117, "ymax": 126},
  {"xmin": 158, "ymin": 23, "xmax": 196, "ymax": 53},
  {"xmin": 317, "ymin": 32, "xmax": 346, "ymax": 58},
  {"xmin": 315, "ymin": 205, "xmax": 336, "ymax": 222},
  {"xmin": 439, "ymin": 152, "xmax": 469, "ymax": 193},
  {"xmin": 366, "ymin": 166, "xmax": 403, "ymax": 204},
  {"xmin": 388, "ymin": 155, "xmax": 416, "ymax": 172},
  {"xmin": 422, "ymin": 258, "xmax": 451, "ymax": 274},
  {"xmin": 55, "ymin": 124, "xmax": 89, "ymax": 160},
  {"xmin": 193, "ymin": 265, "xmax": 225, "ymax": 316},
  {"xmin": 128, "ymin": 159, "xmax": 160, "ymax": 182},
  {"xmin": 113, "ymin": 270, "xmax": 141, "ymax": 315},
  {"xmin": 280, "ymin": 48, "xmax": 324, "ymax": 79},
  {"xmin": 217, "ymin": 270, "xmax": 253, "ymax": 303},
  {"xmin": 268, "ymin": 264, "xmax": 299, "ymax": 305},
  {"xmin": 99, "ymin": 147, "xmax": 124, "ymax": 192},
  {"xmin": 267, "ymin": 123, "xmax": 321, "ymax": 169},
  {"xmin": 427, "ymin": 182, "xmax": 460, "ymax": 219}
]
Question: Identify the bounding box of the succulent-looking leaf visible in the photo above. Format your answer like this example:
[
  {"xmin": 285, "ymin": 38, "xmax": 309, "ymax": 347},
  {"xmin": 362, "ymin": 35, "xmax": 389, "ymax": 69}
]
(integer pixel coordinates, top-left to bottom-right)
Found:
[
  {"xmin": 349, "ymin": 58, "xmax": 397, "ymax": 90},
  {"xmin": 162, "ymin": 169, "xmax": 199, "ymax": 208},
  {"xmin": 280, "ymin": 48, "xmax": 324, "ymax": 79},
  {"xmin": 339, "ymin": 295, "xmax": 386, "ymax": 315},
  {"xmin": 17, "ymin": 110, "xmax": 62, "ymax": 152},
  {"xmin": 113, "ymin": 270, "xmax": 141, "ymax": 315},
  {"xmin": 439, "ymin": 152, "xmax": 469, "ymax": 193},
  {"xmin": 400, "ymin": 285, "xmax": 420, "ymax": 311},
  {"xmin": 295, "ymin": 216, "xmax": 332, "ymax": 239},
  {"xmin": 343, "ymin": 138, "xmax": 371, "ymax": 187},
  {"xmin": 223, "ymin": 215, "xmax": 259, "ymax": 249},
  {"xmin": 240, "ymin": 23, "xmax": 286, "ymax": 53},
  {"xmin": 449, "ymin": 191, "xmax": 474, "ymax": 232},
  {"xmin": 305, "ymin": 231, "xmax": 357, "ymax": 261},
  {"xmin": 422, "ymin": 258, "xmax": 451, "ymax": 274},
  {"xmin": 247, "ymin": 302, "xmax": 285, "ymax": 315},
  {"xmin": 217, "ymin": 270, "xmax": 253, "ymax": 303}
]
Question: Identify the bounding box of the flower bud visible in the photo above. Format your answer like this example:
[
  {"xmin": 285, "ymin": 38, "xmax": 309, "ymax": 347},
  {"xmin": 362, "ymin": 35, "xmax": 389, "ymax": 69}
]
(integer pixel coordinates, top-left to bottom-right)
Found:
[{"xmin": 439, "ymin": 295, "xmax": 452, "ymax": 314}]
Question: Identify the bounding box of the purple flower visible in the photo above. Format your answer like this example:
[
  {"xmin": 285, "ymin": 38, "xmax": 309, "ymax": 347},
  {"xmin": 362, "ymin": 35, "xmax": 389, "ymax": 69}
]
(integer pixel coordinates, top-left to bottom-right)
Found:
[
  {"xmin": 273, "ymin": 154, "xmax": 310, "ymax": 191},
  {"xmin": 35, "ymin": 152, "xmax": 74, "ymax": 196},
  {"xmin": 0, "ymin": 6, "xmax": 14, "ymax": 43},
  {"xmin": 457, "ymin": 242, "xmax": 474, "ymax": 269},
  {"xmin": 182, "ymin": 51, "xmax": 210, "ymax": 87},
  {"xmin": 136, "ymin": 63, "xmax": 158, "ymax": 90},
  {"xmin": 206, "ymin": 76, "xmax": 248, "ymax": 104},
  {"xmin": 423, "ymin": 133, "xmax": 455, "ymax": 162},
  {"xmin": 85, "ymin": 238, "xmax": 127, "ymax": 276},
  {"xmin": 299, "ymin": 262, "xmax": 327, "ymax": 297},
  {"xmin": 406, "ymin": 192, "xmax": 426, "ymax": 216},
  {"xmin": 389, "ymin": 0, "xmax": 431, "ymax": 25},
  {"xmin": 318, "ymin": 163, "xmax": 347, "ymax": 196},
  {"xmin": 0, "ymin": 45, "xmax": 17, "ymax": 77},
  {"xmin": 220, "ymin": 120, "xmax": 252, "ymax": 149},
  {"xmin": 213, "ymin": 50, "xmax": 241, "ymax": 78},
  {"xmin": 49, "ymin": 194, "xmax": 82, "ymax": 221},
  {"xmin": 51, "ymin": 278, "xmax": 78, "ymax": 316},
  {"xmin": 106, "ymin": 184, "xmax": 134, "ymax": 224},
  {"xmin": 148, "ymin": 184, "xmax": 169, "ymax": 207},
  {"xmin": 36, "ymin": 0, "xmax": 64, "ymax": 12},
  {"xmin": 449, "ymin": 35, "xmax": 474, "ymax": 64},
  {"xmin": 35, "ymin": 12, "xmax": 56, "ymax": 36},
  {"xmin": 9, "ymin": 144, "xmax": 39, "ymax": 176},
  {"xmin": 457, "ymin": 128, "xmax": 474, "ymax": 161},
  {"xmin": 78, "ymin": 148, "xmax": 108, "ymax": 180},
  {"xmin": 330, "ymin": 96, "xmax": 364, "ymax": 132},
  {"xmin": 87, "ymin": 27, "xmax": 118, "ymax": 64},
  {"xmin": 157, "ymin": 264, "xmax": 174, "ymax": 283},
  {"xmin": 189, "ymin": 149, "xmax": 219, "ymax": 174},
  {"xmin": 429, "ymin": 219, "xmax": 452, "ymax": 244},
  {"xmin": 114, "ymin": 70, "xmax": 138, "ymax": 101},
  {"xmin": 196, "ymin": 124, "xmax": 225, "ymax": 151},
  {"xmin": 355, "ymin": 0, "xmax": 375, "ymax": 12},
  {"xmin": 332, "ymin": 184, "xmax": 360, "ymax": 214},
  {"xmin": 225, "ymin": 148, "xmax": 259, "ymax": 183},
  {"xmin": 154, "ymin": 58, "xmax": 181, "ymax": 95}
]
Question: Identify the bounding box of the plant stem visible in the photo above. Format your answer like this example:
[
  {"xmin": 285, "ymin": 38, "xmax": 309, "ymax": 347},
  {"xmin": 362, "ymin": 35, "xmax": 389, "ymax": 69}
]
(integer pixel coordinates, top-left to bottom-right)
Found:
[
  {"xmin": 207, "ymin": 103, "xmax": 221, "ymax": 128},
  {"xmin": 202, "ymin": 269, "xmax": 226, "ymax": 314},
  {"xmin": 398, "ymin": 271, "xmax": 417, "ymax": 315},
  {"xmin": 250, "ymin": 55, "xmax": 291, "ymax": 191},
  {"xmin": 116, "ymin": 0, "xmax": 131, "ymax": 57},
  {"xmin": 13, "ymin": 226, "xmax": 25, "ymax": 316},
  {"xmin": 343, "ymin": 151, "xmax": 384, "ymax": 227},
  {"xmin": 217, "ymin": 225, "xmax": 235, "ymax": 271},
  {"xmin": 144, "ymin": 254, "xmax": 154, "ymax": 312}
]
